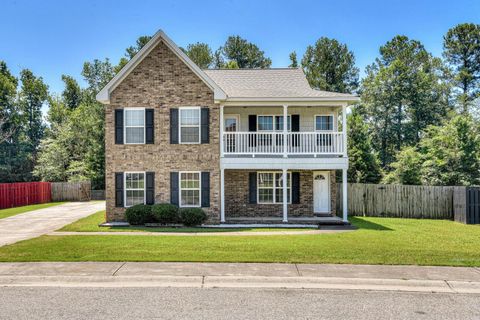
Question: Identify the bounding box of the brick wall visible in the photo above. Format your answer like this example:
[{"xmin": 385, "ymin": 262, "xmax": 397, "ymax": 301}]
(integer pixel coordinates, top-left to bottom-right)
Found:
[
  {"xmin": 224, "ymin": 170, "xmax": 336, "ymax": 218},
  {"xmin": 105, "ymin": 39, "xmax": 220, "ymax": 222}
]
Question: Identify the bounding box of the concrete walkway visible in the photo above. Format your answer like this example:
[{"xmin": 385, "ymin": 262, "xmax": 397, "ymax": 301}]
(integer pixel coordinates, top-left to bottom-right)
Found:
[
  {"xmin": 0, "ymin": 262, "xmax": 479, "ymax": 293},
  {"xmin": 0, "ymin": 201, "xmax": 105, "ymax": 247},
  {"xmin": 50, "ymin": 228, "xmax": 354, "ymax": 237}
]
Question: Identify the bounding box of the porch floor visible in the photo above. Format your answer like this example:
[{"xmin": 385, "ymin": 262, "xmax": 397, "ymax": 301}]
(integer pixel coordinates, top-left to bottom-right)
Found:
[{"xmin": 224, "ymin": 216, "xmax": 347, "ymax": 225}]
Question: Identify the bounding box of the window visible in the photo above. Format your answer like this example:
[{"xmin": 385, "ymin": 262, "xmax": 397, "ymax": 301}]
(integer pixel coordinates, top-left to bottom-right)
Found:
[
  {"xmin": 124, "ymin": 109, "xmax": 145, "ymax": 144},
  {"xmin": 180, "ymin": 172, "xmax": 201, "ymax": 207},
  {"xmin": 257, "ymin": 172, "xmax": 291, "ymax": 204},
  {"xmin": 257, "ymin": 115, "xmax": 291, "ymax": 131},
  {"xmin": 315, "ymin": 115, "xmax": 334, "ymax": 131},
  {"xmin": 274, "ymin": 116, "xmax": 291, "ymax": 131},
  {"xmin": 179, "ymin": 107, "xmax": 200, "ymax": 143},
  {"xmin": 125, "ymin": 172, "xmax": 145, "ymax": 207}
]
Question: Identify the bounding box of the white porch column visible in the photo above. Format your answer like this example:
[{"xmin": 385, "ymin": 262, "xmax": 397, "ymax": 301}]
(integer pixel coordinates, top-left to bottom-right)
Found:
[
  {"xmin": 283, "ymin": 104, "xmax": 288, "ymax": 158},
  {"xmin": 220, "ymin": 105, "xmax": 224, "ymax": 157},
  {"xmin": 282, "ymin": 168, "xmax": 288, "ymax": 222},
  {"xmin": 342, "ymin": 104, "xmax": 347, "ymax": 157},
  {"xmin": 220, "ymin": 168, "xmax": 225, "ymax": 223},
  {"xmin": 342, "ymin": 168, "xmax": 348, "ymax": 223}
]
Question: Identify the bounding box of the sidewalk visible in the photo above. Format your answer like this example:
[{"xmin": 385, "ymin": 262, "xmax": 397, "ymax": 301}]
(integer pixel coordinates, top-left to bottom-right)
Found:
[{"xmin": 1, "ymin": 262, "xmax": 479, "ymax": 293}]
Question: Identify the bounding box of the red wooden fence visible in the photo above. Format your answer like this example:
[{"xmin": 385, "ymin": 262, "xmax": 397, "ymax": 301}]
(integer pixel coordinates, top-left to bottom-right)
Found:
[{"xmin": 0, "ymin": 182, "xmax": 52, "ymax": 209}]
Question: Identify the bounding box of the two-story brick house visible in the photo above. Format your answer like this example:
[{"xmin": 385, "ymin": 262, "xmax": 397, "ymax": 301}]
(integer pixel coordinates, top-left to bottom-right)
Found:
[{"xmin": 97, "ymin": 30, "xmax": 359, "ymax": 225}]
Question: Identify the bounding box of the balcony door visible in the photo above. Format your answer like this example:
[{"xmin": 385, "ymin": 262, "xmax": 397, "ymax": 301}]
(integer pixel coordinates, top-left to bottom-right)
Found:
[{"xmin": 224, "ymin": 115, "xmax": 239, "ymax": 153}]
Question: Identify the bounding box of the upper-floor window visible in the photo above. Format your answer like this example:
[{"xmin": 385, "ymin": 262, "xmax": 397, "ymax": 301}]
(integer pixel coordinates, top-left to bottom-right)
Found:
[
  {"xmin": 179, "ymin": 107, "xmax": 200, "ymax": 144},
  {"xmin": 125, "ymin": 172, "xmax": 145, "ymax": 207},
  {"xmin": 125, "ymin": 108, "xmax": 145, "ymax": 144},
  {"xmin": 257, "ymin": 115, "xmax": 291, "ymax": 131},
  {"xmin": 315, "ymin": 115, "xmax": 334, "ymax": 131}
]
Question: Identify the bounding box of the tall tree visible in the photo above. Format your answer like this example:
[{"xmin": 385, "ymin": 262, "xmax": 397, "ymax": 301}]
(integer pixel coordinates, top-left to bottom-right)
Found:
[
  {"xmin": 385, "ymin": 115, "xmax": 480, "ymax": 186},
  {"xmin": 301, "ymin": 37, "xmax": 359, "ymax": 93},
  {"xmin": 443, "ymin": 23, "xmax": 480, "ymax": 113},
  {"xmin": 0, "ymin": 61, "xmax": 18, "ymax": 143},
  {"xmin": 361, "ymin": 35, "xmax": 451, "ymax": 167},
  {"xmin": 18, "ymin": 69, "xmax": 48, "ymax": 151},
  {"xmin": 182, "ymin": 42, "xmax": 213, "ymax": 68},
  {"xmin": 218, "ymin": 35, "xmax": 272, "ymax": 68},
  {"xmin": 347, "ymin": 108, "xmax": 382, "ymax": 183},
  {"xmin": 289, "ymin": 51, "xmax": 298, "ymax": 68},
  {"xmin": 61, "ymin": 75, "xmax": 82, "ymax": 109},
  {"xmin": 116, "ymin": 35, "xmax": 152, "ymax": 72},
  {"xmin": 81, "ymin": 59, "xmax": 115, "ymax": 100},
  {"xmin": 382, "ymin": 146, "xmax": 422, "ymax": 185}
]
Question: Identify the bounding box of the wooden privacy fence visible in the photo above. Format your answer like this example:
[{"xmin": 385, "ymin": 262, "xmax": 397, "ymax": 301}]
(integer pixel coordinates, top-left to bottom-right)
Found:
[
  {"xmin": 51, "ymin": 181, "xmax": 91, "ymax": 202},
  {"xmin": 337, "ymin": 183, "xmax": 455, "ymax": 219},
  {"xmin": 0, "ymin": 182, "xmax": 51, "ymax": 209}
]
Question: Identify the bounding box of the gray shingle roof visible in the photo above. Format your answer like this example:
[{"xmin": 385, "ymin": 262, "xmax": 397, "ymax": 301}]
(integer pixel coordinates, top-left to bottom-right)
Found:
[{"xmin": 203, "ymin": 68, "xmax": 357, "ymax": 100}]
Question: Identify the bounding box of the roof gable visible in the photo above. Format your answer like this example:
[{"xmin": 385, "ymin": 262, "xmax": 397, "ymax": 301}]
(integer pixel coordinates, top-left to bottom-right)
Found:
[{"xmin": 96, "ymin": 30, "xmax": 227, "ymax": 104}]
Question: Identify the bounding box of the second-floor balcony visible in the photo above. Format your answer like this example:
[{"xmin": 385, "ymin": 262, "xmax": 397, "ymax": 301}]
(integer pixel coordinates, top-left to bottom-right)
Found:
[{"xmin": 222, "ymin": 131, "xmax": 345, "ymax": 156}]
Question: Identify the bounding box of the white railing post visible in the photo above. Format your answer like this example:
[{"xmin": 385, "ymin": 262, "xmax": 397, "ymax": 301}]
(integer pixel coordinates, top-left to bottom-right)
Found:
[
  {"xmin": 342, "ymin": 104, "xmax": 347, "ymax": 156},
  {"xmin": 282, "ymin": 168, "xmax": 288, "ymax": 222},
  {"xmin": 220, "ymin": 105, "xmax": 224, "ymax": 157},
  {"xmin": 342, "ymin": 168, "xmax": 348, "ymax": 223},
  {"xmin": 283, "ymin": 105, "xmax": 288, "ymax": 158},
  {"xmin": 221, "ymin": 168, "xmax": 225, "ymax": 223}
]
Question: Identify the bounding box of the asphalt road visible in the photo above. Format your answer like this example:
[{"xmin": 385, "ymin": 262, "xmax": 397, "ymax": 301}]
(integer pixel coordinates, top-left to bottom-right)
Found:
[{"xmin": 0, "ymin": 287, "xmax": 479, "ymax": 320}]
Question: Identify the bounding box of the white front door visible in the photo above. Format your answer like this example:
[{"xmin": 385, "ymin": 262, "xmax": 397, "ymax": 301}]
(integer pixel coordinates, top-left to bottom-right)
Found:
[{"xmin": 313, "ymin": 171, "xmax": 330, "ymax": 213}]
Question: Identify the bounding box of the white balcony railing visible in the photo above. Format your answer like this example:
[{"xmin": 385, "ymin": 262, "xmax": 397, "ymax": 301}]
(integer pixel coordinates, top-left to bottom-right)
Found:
[{"xmin": 222, "ymin": 132, "xmax": 344, "ymax": 156}]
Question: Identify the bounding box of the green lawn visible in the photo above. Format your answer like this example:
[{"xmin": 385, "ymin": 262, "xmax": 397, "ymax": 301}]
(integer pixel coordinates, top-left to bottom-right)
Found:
[
  {"xmin": 0, "ymin": 202, "xmax": 65, "ymax": 220},
  {"xmin": 1, "ymin": 215, "xmax": 479, "ymax": 266},
  {"xmin": 59, "ymin": 211, "xmax": 312, "ymax": 233}
]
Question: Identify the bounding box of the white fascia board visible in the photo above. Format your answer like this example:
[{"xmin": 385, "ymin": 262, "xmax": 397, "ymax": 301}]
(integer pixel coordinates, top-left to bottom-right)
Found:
[
  {"xmin": 220, "ymin": 157, "xmax": 349, "ymax": 170},
  {"xmin": 96, "ymin": 29, "xmax": 227, "ymax": 104},
  {"xmin": 224, "ymin": 96, "xmax": 360, "ymax": 103},
  {"xmin": 222, "ymin": 99, "xmax": 357, "ymax": 107}
]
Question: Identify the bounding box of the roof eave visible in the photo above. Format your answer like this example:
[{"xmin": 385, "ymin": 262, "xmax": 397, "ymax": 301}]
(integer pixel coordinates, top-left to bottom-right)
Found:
[{"xmin": 222, "ymin": 96, "xmax": 360, "ymax": 103}]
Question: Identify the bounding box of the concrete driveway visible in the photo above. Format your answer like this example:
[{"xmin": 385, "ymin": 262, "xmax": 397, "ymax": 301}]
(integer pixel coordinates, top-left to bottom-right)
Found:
[{"xmin": 0, "ymin": 201, "xmax": 105, "ymax": 247}]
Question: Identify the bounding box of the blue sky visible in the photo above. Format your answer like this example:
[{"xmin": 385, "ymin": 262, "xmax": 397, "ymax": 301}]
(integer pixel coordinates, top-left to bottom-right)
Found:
[{"xmin": 1, "ymin": 0, "xmax": 479, "ymax": 99}]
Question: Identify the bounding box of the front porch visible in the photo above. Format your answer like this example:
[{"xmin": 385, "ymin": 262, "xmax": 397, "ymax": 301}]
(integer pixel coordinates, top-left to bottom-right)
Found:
[{"xmin": 219, "ymin": 169, "xmax": 348, "ymax": 224}]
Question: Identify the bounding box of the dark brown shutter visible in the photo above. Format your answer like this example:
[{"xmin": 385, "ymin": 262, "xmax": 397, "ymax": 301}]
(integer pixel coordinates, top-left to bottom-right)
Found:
[
  {"xmin": 145, "ymin": 109, "xmax": 154, "ymax": 144},
  {"xmin": 201, "ymin": 108, "xmax": 209, "ymax": 144},
  {"xmin": 170, "ymin": 108, "xmax": 179, "ymax": 144},
  {"xmin": 292, "ymin": 172, "xmax": 300, "ymax": 204},
  {"xmin": 291, "ymin": 115, "xmax": 300, "ymax": 132},
  {"xmin": 146, "ymin": 172, "xmax": 155, "ymax": 205},
  {"xmin": 248, "ymin": 172, "xmax": 257, "ymax": 204},
  {"xmin": 201, "ymin": 172, "xmax": 210, "ymax": 207},
  {"xmin": 170, "ymin": 172, "xmax": 179, "ymax": 206},
  {"xmin": 115, "ymin": 172, "xmax": 124, "ymax": 207},
  {"xmin": 248, "ymin": 115, "xmax": 257, "ymax": 147},
  {"xmin": 248, "ymin": 115, "xmax": 257, "ymax": 131},
  {"xmin": 115, "ymin": 109, "xmax": 124, "ymax": 144}
]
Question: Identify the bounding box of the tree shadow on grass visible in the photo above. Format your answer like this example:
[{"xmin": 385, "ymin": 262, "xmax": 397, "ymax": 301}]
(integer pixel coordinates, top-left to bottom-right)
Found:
[{"xmin": 349, "ymin": 216, "xmax": 393, "ymax": 231}]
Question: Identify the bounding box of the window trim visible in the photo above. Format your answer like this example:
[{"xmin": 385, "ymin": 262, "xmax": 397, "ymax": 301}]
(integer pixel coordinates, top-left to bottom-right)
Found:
[
  {"xmin": 314, "ymin": 114, "xmax": 335, "ymax": 132},
  {"xmin": 256, "ymin": 115, "xmax": 291, "ymax": 132},
  {"xmin": 179, "ymin": 107, "xmax": 201, "ymax": 144},
  {"xmin": 124, "ymin": 108, "xmax": 146, "ymax": 145},
  {"xmin": 124, "ymin": 171, "xmax": 146, "ymax": 208},
  {"xmin": 257, "ymin": 171, "xmax": 292, "ymax": 204},
  {"xmin": 179, "ymin": 171, "xmax": 202, "ymax": 208}
]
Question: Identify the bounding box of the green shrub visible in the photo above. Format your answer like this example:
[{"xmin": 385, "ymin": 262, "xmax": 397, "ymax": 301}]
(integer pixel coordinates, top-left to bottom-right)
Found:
[
  {"xmin": 151, "ymin": 203, "xmax": 179, "ymax": 224},
  {"xmin": 125, "ymin": 204, "xmax": 152, "ymax": 225},
  {"xmin": 180, "ymin": 208, "xmax": 207, "ymax": 226}
]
